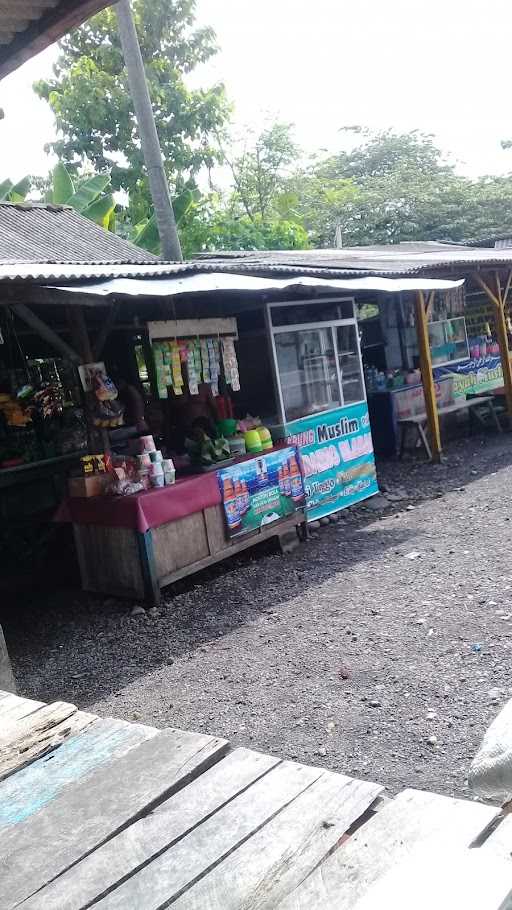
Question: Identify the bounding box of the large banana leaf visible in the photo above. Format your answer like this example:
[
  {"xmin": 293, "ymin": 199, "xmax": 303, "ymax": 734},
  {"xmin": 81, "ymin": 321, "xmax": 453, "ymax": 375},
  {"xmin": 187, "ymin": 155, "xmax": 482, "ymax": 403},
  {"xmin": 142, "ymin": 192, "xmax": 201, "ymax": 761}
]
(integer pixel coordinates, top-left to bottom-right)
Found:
[
  {"xmin": 66, "ymin": 173, "xmax": 111, "ymax": 213},
  {"xmin": 132, "ymin": 213, "xmax": 160, "ymax": 254},
  {"xmin": 82, "ymin": 194, "xmax": 115, "ymax": 228},
  {"xmin": 9, "ymin": 177, "xmax": 31, "ymax": 202},
  {"xmin": 107, "ymin": 208, "xmax": 116, "ymax": 233},
  {"xmin": 132, "ymin": 189, "xmax": 200, "ymax": 254},
  {"xmin": 0, "ymin": 179, "xmax": 13, "ymax": 201},
  {"xmin": 0, "ymin": 177, "xmax": 31, "ymax": 203},
  {"xmin": 174, "ymin": 188, "xmax": 199, "ymax": 223},
  {"xmin": 52, "ymin": 162, "xmax": 74, "ymax": 204}
]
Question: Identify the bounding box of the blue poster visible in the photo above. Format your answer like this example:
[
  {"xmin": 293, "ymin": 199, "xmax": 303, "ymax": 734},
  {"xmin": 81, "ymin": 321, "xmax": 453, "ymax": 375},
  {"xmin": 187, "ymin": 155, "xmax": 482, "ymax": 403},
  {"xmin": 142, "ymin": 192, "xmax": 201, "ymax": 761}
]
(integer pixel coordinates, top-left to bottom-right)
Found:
[
  {"xmin": 285, "ymin": 402, "xmax": 379, "ymax": 520},
  {"xmin": 217, "ymin": 446, "xmax": 305, "ymax": 538}
]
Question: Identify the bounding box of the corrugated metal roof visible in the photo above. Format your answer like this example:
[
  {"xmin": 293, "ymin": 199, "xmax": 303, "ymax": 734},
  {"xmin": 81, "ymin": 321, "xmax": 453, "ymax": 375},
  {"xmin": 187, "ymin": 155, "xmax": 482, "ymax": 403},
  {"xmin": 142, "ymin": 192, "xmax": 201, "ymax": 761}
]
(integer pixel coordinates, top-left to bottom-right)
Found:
[
  {"xmin": 2, "ymin": 229, "xmax": 512, "ymax": 285},
  {"xmin": 0, "ymin": 0, "xmax": 109, "ymax": 79},
  {"xmin": 0, "ymin": 202, "xmax": 158, "ymax": 267},
  {"xmin": 195, "ymin": 243, "xmax": 512, "ymax": 277}
]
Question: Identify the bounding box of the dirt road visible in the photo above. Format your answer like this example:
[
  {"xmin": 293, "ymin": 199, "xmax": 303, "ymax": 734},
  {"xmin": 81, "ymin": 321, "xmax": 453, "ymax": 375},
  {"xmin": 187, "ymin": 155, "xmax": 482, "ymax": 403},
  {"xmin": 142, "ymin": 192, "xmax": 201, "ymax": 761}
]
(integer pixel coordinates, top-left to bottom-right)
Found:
[{"xmin": 8, "ymin": 433, "xmax": 512, "ymax": 797}]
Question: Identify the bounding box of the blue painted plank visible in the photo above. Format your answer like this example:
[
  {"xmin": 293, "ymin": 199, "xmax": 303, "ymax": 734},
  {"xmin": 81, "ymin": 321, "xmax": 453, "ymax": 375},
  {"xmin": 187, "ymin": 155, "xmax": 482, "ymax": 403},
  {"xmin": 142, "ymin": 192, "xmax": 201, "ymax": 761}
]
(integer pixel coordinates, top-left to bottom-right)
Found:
[{"xmin": 0, "ymin": 717, "xmax": 156, "ymax": 831}]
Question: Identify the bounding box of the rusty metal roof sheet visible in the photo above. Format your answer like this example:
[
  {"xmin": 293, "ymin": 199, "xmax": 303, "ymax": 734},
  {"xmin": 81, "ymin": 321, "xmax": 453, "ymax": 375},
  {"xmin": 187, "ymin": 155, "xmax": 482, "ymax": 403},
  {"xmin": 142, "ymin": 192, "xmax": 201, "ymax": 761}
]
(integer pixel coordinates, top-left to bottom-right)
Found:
[{"xmin": 0, "ymin": 0, "xmax": 110, "ymax": 79}]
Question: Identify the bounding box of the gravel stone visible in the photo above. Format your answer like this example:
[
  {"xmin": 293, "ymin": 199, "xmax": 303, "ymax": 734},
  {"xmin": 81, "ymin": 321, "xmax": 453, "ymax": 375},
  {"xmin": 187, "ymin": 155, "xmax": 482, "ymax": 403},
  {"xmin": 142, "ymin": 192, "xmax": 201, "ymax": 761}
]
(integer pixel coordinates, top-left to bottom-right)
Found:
[{"xmin": 5, "ymin": 434, "xmax": 512, "ymax": 799}]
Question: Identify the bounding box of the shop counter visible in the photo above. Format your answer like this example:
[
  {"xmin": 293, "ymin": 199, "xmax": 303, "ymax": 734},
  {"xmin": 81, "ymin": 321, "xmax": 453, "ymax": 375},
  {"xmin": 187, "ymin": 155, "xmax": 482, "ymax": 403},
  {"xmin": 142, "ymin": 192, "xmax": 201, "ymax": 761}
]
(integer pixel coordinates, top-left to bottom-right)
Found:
[{"xmin": 59, "ymin": 455, "xmax": 306, "ymax": 605}]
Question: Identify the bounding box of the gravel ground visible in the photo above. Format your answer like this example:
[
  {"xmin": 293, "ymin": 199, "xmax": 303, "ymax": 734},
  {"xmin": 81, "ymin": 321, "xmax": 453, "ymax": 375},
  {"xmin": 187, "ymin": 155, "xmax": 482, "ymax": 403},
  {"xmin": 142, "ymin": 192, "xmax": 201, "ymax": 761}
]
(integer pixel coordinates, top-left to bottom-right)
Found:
[{"xmin": 6, "ymin": 432, "xmax": 512, "ymax": 799}]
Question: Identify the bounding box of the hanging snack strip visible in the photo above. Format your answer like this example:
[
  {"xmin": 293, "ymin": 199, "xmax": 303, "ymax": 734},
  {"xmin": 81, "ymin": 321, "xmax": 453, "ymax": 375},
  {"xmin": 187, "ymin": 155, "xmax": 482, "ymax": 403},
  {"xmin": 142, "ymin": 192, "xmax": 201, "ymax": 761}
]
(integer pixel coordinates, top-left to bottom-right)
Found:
[
  {"xmin": 208, "ymin": 338, "xmax": 220, "ymax": 397},
  {"xmin": 186, "ymin": 341, "xmax": 199, "ymax": 396},
  {"xmin": 221, "ymin": 337, "xmax": 240, "ymax": 392},
  {"xmin": 153, "ymin": 341, "xmax": 172, "ymax": 399},
  {"xmin": 152, "ymin": 335, "xmax": 239, "ymax": 398}
]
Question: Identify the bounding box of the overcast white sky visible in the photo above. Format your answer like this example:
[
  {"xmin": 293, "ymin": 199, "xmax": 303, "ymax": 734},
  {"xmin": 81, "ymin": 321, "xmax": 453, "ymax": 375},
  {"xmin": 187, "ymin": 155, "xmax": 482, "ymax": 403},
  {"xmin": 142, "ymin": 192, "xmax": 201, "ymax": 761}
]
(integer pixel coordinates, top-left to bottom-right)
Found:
[{"xmin": 1, "ymin": 0, "xmax": 512, "ymax": 181}]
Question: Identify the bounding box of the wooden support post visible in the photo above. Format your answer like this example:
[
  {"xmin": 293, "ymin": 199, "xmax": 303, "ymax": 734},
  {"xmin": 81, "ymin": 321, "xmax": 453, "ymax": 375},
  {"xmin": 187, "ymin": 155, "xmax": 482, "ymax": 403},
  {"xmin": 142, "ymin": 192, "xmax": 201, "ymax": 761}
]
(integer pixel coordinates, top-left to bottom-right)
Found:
[
  {"xmin": 414, "ymin": 290, "xmax": 442, "ymax": 462},
  {"xmin": 67, "ymin": 306, "xmax": 93, "ymax": 364},
  {"xmin": 473, "ymin": 271, "xmax": 512, "ymax": 425},
  {"xmin": 93, "ymin": 302, "xmax": 119, "ymax": 360},
  {"xmin": 10, "ymin": 304, "xmax": 81, "ymax": 364}
]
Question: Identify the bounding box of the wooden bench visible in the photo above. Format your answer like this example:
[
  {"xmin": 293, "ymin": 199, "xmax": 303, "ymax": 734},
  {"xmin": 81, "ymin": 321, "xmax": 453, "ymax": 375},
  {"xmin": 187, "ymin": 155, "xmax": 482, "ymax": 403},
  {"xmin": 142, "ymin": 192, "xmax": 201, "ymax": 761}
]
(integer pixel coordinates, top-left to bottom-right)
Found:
[
  {"xmin": 1, "ymin": 690, "xmax": 511, "ymax": 909},
  {"xmin": 397, "ymin": 395, "xmax": 502, "ymax": 460}
]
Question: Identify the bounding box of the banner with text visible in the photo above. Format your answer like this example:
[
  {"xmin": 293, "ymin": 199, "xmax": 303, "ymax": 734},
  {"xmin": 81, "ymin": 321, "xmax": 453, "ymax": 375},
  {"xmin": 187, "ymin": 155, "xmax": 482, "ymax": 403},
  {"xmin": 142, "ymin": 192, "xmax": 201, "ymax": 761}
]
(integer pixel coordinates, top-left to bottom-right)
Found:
[
  {"xmin": 285, "ymin": 402, "xmax": 378, "ymax": 521},
  {"xmin": 434, "ymin": 355, "xmax": 503, "ymax": 398},
  {"xmin": 218, "ymin": 446, "xmax": 305, "ymax": 539}
]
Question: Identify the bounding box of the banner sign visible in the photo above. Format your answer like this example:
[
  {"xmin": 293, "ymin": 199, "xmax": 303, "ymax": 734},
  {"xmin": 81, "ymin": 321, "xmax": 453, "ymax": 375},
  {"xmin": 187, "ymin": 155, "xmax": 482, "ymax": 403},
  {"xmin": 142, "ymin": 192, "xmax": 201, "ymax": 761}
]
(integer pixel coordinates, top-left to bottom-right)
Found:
[
  {"xmin": 434, "ymin": 355, "xmax": 503, "ymax": 398},
  {"xmin": 285, "ymin": 402, "xmax": 379, "ymax": 521},
  {"xmin": 218, "ymin": 446, "xmax": 305, "ymax": 539}
]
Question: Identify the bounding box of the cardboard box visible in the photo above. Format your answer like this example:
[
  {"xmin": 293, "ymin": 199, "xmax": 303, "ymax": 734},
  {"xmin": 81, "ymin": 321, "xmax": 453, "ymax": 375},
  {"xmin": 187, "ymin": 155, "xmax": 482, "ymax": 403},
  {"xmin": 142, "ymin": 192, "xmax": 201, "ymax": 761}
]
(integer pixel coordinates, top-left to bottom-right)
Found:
[{"xmin": 68, "ymin": 474, "xmax": 108, "ymax": 498}]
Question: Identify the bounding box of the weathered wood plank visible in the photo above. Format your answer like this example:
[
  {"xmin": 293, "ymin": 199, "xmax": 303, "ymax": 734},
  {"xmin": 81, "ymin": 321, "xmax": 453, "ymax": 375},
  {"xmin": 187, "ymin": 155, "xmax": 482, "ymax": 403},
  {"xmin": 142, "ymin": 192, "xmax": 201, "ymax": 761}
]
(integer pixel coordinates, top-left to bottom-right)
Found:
[
  {"xmin": 0, "ymin": 728, "xmax": 228, "ymax": 909},
  {"xmin": 171, "ymin": 771, "xmax": 382, "ymax": 910},
  {"xmin": 0, "ymin": 700, "xmax": 76, "ymax": 741},
  {"xmin": 0, "ymin": 701, "xmax": 97, "ymax": 782},
  {"xmin": 0, "ymin": 692, "xmax": 45, "ymax": 723},
  {"xmin": 26, "ymin": 747, "xmax": 281, "ymax": 910},
  {"xmin": 0, "ymin": 710, "xmax": 96, "ymax": 782},
  {"xmin": 96, "ymin": 766, "xmax": 381, "ymax": 910},
  {"xmin": 351, "ymin": 846, "xmax": 512, "ymax": 910},
  {"xmin": 277, "ymin": 788, "xmax": 499, "ymax": 910},
  {"xmin": 0, "ymin": 717, "xmax": 157, "ymax": 833}
]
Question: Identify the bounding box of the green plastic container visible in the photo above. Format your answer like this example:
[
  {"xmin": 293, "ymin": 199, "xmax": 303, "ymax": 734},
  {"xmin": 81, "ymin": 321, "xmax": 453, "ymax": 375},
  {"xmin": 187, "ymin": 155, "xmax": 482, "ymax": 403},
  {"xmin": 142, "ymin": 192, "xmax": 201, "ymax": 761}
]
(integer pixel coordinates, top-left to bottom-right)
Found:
[
  {"xmin": 244, "ymin": 429, "xmax": 263, "ymax": 453},
  {"xmin": 217, "ymin": 419, "xmax": 237, "ymax": 437}
]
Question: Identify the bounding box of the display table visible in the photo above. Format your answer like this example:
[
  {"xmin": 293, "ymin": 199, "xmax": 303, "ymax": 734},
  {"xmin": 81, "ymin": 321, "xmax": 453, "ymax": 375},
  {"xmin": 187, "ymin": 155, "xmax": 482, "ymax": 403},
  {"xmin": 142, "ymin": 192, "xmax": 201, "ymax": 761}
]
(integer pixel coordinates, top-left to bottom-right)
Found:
[
  {"xmin": 59, "ymin": 462, "xmax": 305, "ymax": 605},
  {"xmin": 397, "ymin": 395, "xmax": 501, "ymax": 460}
]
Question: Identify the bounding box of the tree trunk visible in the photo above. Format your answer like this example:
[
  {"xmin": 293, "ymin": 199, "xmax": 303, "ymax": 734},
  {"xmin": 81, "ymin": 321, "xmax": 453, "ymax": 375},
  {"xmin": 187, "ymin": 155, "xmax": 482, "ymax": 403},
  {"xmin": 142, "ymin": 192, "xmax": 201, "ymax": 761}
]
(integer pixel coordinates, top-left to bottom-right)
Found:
[{"xmin": 116, "ymin": 0, "xmax": 182, "ymax": 261}]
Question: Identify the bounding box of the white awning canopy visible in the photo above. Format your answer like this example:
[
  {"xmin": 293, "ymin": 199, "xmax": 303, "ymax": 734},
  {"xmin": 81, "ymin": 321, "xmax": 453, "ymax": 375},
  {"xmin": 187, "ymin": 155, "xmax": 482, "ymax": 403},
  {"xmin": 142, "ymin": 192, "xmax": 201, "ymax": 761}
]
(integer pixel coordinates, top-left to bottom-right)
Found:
[{"xmin": 50, "ymin": 272, "xmax": 464, "ymax": 300}]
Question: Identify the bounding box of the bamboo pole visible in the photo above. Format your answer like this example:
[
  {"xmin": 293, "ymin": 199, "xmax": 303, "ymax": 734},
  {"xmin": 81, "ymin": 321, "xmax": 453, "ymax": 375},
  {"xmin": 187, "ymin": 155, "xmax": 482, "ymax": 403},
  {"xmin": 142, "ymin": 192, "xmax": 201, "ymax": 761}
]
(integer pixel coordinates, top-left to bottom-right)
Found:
[
  {"xmin": 414, "ymin": 290, "xmax": 442, "ymax": 462},
  {"xmin": 473, "ymin": 271, "xmax": 512, "ymax": 424}
]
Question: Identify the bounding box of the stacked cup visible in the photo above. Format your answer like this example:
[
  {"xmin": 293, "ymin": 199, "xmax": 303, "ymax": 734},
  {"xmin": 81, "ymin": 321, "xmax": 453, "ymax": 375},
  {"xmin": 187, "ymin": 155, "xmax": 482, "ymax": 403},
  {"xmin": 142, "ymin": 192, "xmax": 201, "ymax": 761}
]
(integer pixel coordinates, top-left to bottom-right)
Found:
[
  {"xmin": 162, "ymin": 457, "xmax": 176, "ymax": 485},
  {"xmin": 148, "ymin": 460, "xmax": 164, "ymax": 488}
]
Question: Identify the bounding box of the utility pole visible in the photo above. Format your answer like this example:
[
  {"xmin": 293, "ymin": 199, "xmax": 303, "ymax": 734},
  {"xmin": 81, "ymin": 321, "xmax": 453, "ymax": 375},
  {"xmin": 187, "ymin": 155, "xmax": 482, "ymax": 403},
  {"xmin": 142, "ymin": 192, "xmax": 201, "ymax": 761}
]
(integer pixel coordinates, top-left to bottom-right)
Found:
[{"xmin": 115, "ymin": 0, "xmax": 182, "ymax": 261}]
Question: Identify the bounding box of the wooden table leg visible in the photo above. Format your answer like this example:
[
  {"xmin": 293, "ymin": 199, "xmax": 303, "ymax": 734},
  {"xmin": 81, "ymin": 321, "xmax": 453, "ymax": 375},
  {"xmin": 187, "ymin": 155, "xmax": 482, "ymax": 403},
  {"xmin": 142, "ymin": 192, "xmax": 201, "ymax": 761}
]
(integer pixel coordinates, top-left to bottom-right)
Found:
[
  {"xmin": 418, "ymin": 422, "xmax": 433, "ymax": 460},
  {"xmin": 488, "ymin": 399, "xmax": 503, "ymax": 433},
  {"xmin": 399, "ymin": 423, "xmax": 407, "ymax": 459},
  {"xmin": 137, "ymin": 530, "xmax": 161, "ymax": 606}
]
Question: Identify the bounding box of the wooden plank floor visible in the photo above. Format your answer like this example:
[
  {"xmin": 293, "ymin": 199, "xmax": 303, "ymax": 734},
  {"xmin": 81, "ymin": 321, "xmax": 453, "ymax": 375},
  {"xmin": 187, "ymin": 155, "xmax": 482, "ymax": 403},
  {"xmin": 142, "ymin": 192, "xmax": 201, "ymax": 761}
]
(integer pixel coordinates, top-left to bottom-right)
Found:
[{"xmin": 0, "ymin": 690, "xmax": 510, "ymax": 909}]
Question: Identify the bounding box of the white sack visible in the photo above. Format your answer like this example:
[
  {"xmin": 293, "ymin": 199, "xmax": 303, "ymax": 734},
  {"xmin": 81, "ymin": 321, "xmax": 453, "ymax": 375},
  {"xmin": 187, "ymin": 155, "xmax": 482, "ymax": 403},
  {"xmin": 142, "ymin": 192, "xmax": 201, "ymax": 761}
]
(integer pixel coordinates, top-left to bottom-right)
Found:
[{"xmin": 469, "ymin": 697, "xmax": 512, "ymax": 802}]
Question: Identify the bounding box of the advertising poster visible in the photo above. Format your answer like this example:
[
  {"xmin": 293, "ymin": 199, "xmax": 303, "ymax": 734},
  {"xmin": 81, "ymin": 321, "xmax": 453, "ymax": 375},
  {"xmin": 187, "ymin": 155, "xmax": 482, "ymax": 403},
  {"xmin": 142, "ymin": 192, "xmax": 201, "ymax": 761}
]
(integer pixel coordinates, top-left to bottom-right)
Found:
[
  {"xmin": 434, "ymin": 355, "xmax": 503, "ymax": 398},
  {"xmin": 218, "ymin": 446, "xmax": 305, "ymax": 539},
  {"xmin": 285, "ymin": 402, "xmax": 379, "ymax": 521}
]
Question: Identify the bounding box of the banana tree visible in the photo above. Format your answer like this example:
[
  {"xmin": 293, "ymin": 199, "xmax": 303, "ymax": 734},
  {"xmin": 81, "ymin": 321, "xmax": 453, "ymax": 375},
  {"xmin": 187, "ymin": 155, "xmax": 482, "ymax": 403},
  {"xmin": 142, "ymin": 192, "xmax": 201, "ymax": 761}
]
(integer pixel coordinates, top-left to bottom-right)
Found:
[
  {"xmin": 132, "ymin": 188, "xmax": 200, "ymax": 255},
  {"xmin": 48, "ymin": 162, "xmax": 116, "ymax": 230},
  {"xmin": 0, "ymin": 177, "xmax": 31, "ymax": 202}
]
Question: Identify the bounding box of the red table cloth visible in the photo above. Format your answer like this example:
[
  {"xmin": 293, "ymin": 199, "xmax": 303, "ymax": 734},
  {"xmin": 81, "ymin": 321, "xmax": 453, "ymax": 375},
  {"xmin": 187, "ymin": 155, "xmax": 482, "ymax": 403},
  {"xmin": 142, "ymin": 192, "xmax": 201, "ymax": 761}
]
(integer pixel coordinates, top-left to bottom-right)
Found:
[{"xmin": 57, "ymin": 471, "xmax": 221, "ymax": 533}]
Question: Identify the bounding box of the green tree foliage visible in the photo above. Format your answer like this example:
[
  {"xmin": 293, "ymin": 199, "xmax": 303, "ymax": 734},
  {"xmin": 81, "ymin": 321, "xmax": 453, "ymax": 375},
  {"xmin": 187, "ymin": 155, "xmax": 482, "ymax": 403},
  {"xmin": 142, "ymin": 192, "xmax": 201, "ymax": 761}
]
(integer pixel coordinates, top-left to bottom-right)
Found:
[
  {"xmin": 175, "ymin": 123, "xmax": 308, "ymax": 255},
  {"xmin": 222, "ymin": 122, "xmax": 300, "ymax": 221},
  {"xmin": 33, "ymin": 0, "xmax": 230, "ymax": 225},
  {"xmin": 179, "ymin": 195, "xmax": 309, "ymax": 257},
  {"xmin": 296, "ymin": 128, "xmax": 512, "ymax": 247}
]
